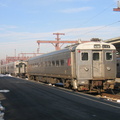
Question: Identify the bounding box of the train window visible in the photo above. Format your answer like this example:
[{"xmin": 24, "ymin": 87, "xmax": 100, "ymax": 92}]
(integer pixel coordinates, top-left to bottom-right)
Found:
[
  {"xmin": 16, "ymin": 65, "xmax": 18, "ymax": 67},
  {"xmin": 52, "ymin": 61, "xmax": 55, "ymax": 66},
  {"xmin": 106, "ymin": 52, "xmax": 112, "ymax": 60},
  {"xmin": 117, "ymin": 63, "xmax": 119, "ymax": 67},
  {"xmin": 102, "ymin": 45, "xmax": 110, "ymax": 48},
  {"xmin": 81, "ymin": 53, "xmax": 88, "ymax": 61},
  {"xmin": 60, "ymin": 60, "xmax": 64, "ymax": 66},
  {"xmin": 93, "ymin": 53, "xmax": 99, "ymax": 61},
  {"xmin": 19, "ymin": 64, "xmax": 22, "ymax": 67},
  {"xmin": 94, "ymin": 44, "xmax": 101, "ymax": 48},
  {"xmin": 56, "ymin": 60, "xmax": 59, "ymax": 66}
]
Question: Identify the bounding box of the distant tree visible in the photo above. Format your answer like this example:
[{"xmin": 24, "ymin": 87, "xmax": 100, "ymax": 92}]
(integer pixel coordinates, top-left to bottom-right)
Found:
[{"xmin": 90, "ymin": 38, "xmax": 101, "ymax": 42}]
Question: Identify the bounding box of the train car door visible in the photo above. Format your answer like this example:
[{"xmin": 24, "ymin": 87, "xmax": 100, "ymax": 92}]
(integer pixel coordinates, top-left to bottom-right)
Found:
[
  {"xmin": 19, "ymin": 63, "xmax": 26, "ymax": 74},
  {"xmin": 104, "ymin": 50, "xmax": 116, "ymax": 78},
  {"xmin": 76, "ymin": 50, "xmax": 92, "ymax": 81},
  {"xmin": 92, "ymin": 50, "xmax": 103, "ymax": 78}
]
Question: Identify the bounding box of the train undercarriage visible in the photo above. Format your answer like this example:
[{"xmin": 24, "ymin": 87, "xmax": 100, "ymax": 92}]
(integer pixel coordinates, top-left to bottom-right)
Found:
[{"xmin": 28, "ymin": 75, "xmax": 115, "ymax": 93}]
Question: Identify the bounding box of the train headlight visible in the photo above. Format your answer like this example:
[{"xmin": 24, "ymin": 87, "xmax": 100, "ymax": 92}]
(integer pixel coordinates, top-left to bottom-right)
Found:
[
  {"xmin": 94, "ymin": 44, "xmax": 101, "ymax": 48},
  {"xmin": 107, "ymin": 67, "xmax": 111, "ymax": 71}
]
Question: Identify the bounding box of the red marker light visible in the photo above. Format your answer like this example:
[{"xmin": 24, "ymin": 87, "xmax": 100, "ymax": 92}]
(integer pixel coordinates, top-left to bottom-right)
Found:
[{"xmin": 67, "ymin": 58, "xmax": 71, "ymax": 66}]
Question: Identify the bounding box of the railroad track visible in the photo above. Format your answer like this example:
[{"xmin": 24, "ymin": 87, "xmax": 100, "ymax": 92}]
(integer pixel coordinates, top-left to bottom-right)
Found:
[
  {"xmin": 100, "ymin": 92, "xmax": 120, "ymax": 103},
  {"xmin": 25, "ymin": 77, "xmax": 120, "ymax": 103},
  {"xmin": 39, "ymin": 80, "xmax": 120, "ymax": 103},
  {"xmin": 54, "ymin": 84, "xmax": 120, "ymax": 103}
]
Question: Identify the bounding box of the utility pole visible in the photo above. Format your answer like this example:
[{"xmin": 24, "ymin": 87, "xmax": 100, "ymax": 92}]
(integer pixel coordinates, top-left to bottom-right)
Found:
[
  {"xmin": 37, "ymin": 33, "xmax": 78, "ymax": 52},
  {"xmin": 53, "ymin": 33, "xmax": 65, "ymax": 50},
  {"xmin": 113, "ymin": 1, "xmax": 120, "ymax": 11}
]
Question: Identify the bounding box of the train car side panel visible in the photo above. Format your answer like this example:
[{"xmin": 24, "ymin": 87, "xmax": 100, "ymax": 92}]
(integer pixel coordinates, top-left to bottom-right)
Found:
[
  {"xmin": 27, "ymin": 49, "xmax": 73, "ymax": 81},
  {"xmin": 76, "ymin": 50, "xmax": 92, "ymax": 82},
  {"xmin": 104, "ymin": 50, "xmax": 116, "ymax": 79}
]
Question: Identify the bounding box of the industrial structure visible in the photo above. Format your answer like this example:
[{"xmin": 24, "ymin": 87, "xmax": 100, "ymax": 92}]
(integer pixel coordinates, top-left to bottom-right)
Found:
[
  {"xmin": 0, "ymin": 33, "xmax": 78, "ymax": 64},
  {"xmin": 113, "ymin": 1, "xmax": 120, "ymax": 11},
  {"xmin": 104, "ymin": 37, "xmax": 120, "ymax": 54},
  {"xmin": 5, "ymin": 53, "xmax": 43, "ymax": 64},
  {"xmin": 37, "ymin": 33, "xmax": 78, "ymax": 52},
  {"xmin": 1, "ymin": 36, "xmax": 120, "ymax": 65},
  {"xmin": 105, "ymin": 1, "xmax": 120, "ymax": 53}
]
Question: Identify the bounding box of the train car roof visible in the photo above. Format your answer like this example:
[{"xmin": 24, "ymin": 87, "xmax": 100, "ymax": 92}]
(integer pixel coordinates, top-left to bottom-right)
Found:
[
  {"xmin": 28, "ymin": 41, "xmax": 116, "ymax": 61},
  {"xmin": 76, "ymin": 41, "xmax": 116, "ymax": 50},
  {"xmin": 28, "ymin": 47, "xmax": 71, "ymax": 61}
]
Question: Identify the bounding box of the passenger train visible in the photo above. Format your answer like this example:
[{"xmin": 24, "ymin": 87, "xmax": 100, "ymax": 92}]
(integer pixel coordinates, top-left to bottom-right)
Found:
[
  {"xmin": 27, "ymin": 41, "xmax": 116, "ymax": 91},
  {"xmin": 0, "ymin": 41, "xmax": 117, "ymax": 92},
  {"xmin": 0, "ymin": 60, "xmax": 27, "ymax": 78}
]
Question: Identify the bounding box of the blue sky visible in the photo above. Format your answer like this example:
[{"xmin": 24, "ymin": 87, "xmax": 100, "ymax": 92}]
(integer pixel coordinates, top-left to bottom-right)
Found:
[{"xmin": 0, "ymin": 0, "xmax": 120, "ymax": 59}]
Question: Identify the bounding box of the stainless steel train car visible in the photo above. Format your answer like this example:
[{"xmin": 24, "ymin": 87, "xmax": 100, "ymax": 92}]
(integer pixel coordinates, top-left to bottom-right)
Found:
[
  {"xmin": 0, "ymin": 64, "xmax": 7, "ymax": 74},
  {"xmin": 117, "ymin": 57, "xmax": 120, "ymax": 78},
  {"xmin": 27, "ymin": 41, "xmax": 116, "ymax": 91},
  {"xmin": 0, "ymin": 60, "xmax": 27, "ymax": 77}
]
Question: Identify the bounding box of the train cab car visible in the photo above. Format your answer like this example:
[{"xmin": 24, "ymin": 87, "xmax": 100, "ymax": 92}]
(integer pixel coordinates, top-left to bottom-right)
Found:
[
  {"xmin": 5, "ymin": 60, "xmax": 27, "ymax": 77},
  {"xmin": 27, "ymin": 41, "xmax": 116, "ymax": 92},
  {"xmin": 75, "ymin": 42, "xmax": 116, "ymax": 91},
  {"xmin": 0, "ymin": 64, "xmax": 7, "ymax": 74},
  {"xmin": 16, "ymin": 61, "xmax": 27, "ymax": 78}
]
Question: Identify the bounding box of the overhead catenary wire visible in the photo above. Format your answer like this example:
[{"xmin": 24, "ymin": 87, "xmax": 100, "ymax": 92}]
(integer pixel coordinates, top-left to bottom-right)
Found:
[
  {"xmin": 80, "ymin": 20, "xmax": 120, "ymax": 36},
  {"xmin": 81, "ymin": 3, "xmax": 116, "ymax": 26}
]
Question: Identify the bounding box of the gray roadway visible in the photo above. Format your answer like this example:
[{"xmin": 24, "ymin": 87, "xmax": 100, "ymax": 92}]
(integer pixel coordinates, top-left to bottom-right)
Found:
[{"xmin": 0, "ymin": 76, "xmax": 120, "ymax": 120}]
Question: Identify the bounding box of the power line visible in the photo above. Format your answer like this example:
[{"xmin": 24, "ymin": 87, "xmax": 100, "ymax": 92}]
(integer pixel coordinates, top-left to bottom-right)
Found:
[
  {"xmin": 80, "ymin": 20, "xmax": 120, "ymax": 36},
  {"xmin": 81, "ymin": 3, "xmax": 115, "ymax": 26}
]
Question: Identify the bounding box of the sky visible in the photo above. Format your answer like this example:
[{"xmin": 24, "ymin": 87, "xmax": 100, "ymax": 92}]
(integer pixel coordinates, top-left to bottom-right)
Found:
[{"xmin": 0, "ymin": 0, "xmax": 120, "ymax": 59}]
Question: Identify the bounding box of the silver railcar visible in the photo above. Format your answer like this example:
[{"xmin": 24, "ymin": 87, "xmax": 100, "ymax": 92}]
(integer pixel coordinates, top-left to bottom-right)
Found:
[
  {"xmin": 0, "ymin": 60, "xmax": 27, "ymax": 77},
  {"xmin": 27, "ymin": 41, "xmax": 116, "ymax": 91},
  {"xmin": 0, "ymin": 64, "xmax": 7, "ymax": 74}
]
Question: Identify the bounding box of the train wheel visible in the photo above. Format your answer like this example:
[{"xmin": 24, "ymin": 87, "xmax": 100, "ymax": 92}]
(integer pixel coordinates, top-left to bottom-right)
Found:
[
  {"xmin": 36, "ymin": 76, "xmax": 39, "ymax": 82},
  {"xmin": 64, "ymin": 80, "xmax": 72, "ymax": 89},
  {"xmin": 97, "ymin": 88, "xmax": 102, "ymax": 95},
  {"xmin": 29, "ymin": 76, "xmax": 34, "ymax": 80}
]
